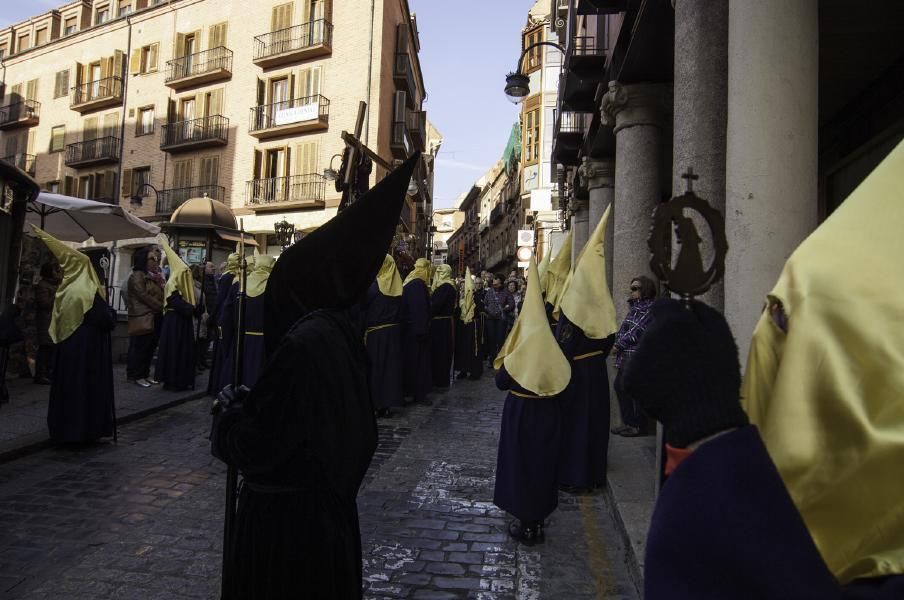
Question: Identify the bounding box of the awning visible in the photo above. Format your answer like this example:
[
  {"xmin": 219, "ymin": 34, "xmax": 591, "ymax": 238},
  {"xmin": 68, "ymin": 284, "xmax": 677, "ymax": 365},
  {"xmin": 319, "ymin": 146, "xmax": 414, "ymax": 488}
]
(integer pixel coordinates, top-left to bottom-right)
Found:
[{"xmin": 216, "ymin": 230, "xmax": 259, "ymax": 246}]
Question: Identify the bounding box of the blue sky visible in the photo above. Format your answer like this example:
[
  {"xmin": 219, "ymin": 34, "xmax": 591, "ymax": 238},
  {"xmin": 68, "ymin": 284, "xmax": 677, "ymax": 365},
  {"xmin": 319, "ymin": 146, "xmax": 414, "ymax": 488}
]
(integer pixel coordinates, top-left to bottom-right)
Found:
[{"xmin": 1, "ymin": 0, "xmax": 535, "ymax": 208}]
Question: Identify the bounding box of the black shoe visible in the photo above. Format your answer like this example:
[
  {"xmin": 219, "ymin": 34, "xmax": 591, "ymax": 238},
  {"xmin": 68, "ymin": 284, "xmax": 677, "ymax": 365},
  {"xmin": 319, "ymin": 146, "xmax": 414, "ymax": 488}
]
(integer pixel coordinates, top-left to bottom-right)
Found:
[{"xmin": 508, "ymin": 520, "xmax": 544, "ymax": 546}]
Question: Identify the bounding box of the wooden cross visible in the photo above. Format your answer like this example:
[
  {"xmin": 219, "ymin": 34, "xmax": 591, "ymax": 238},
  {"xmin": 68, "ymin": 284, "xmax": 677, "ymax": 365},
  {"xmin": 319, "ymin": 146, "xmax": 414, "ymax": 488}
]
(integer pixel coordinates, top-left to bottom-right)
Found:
[
  {"xmin": 681, "ymin": 167, "xmax": 699, "ymax": 193},
  {"xmin": 338, "ymin": 101, "xmax": 395, "ymax": 210}
]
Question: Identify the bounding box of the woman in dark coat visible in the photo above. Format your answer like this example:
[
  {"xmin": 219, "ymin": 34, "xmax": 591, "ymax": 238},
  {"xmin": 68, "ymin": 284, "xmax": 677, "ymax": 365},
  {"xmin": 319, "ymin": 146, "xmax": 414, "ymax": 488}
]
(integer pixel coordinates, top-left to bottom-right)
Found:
[
  {"xmin": 429, "ymin": 264, "xmax": 456, "ymax": 389},
  {"xmin": 493, "ymin": 258, "xmax": 571, "ymax": 545},
  {"xmin": 154, "ymin": 240, "xmax": 200, "ymax": 391},
  {"xmin": 363, "ymin": 255, "xmax": 404, "ymax": 417},
  {"xmin": 33, "ymin": 227, "xmax": 116, "ymax": 444},
  {"xmin": 401, "ymin": 258, "xmax": 432, "ymax": 404}
]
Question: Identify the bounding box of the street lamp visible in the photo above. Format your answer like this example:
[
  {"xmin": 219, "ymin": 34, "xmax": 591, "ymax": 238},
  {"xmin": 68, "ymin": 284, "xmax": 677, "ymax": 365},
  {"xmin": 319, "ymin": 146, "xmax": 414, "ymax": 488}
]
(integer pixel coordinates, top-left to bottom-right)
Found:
[
  {"xmin": 130, "ymin": 182, "xmax": 159, "ymax": 209},
  {"xmin": 273, "ymin": 216, "xmax": 295, "ymax": 250},
  {"xmin": 503, "ymin": 41, "xmax": 566, "ymax": 104}
]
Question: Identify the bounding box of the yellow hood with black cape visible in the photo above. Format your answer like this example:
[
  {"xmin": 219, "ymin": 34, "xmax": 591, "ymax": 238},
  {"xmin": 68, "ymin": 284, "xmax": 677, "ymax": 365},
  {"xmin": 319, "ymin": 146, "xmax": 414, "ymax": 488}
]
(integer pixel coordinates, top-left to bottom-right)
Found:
[
  {"xmin": 460, "ymin": 267, "xmax": 475, "ymax": 325},
  {"xmin": 159, "ymin": 236, "xmax": 196, "ymax": 309},
  {"xmin": 543, "ymin": 229, "xmax": 573, "ymax": 310},
  {"xmin": 376, "ymin": 254, "xmax": 403, "ymax": 297},
  {"xmin": 31, "ymin": 226, "xmax": 106, "ymax": 344},
  {"xmin": 742, "ymin": 140, "xmax": 904, "ymax": 583},
  {"xmin": 404, "ymin": 258, "xmax": 432, "ymax": 288},
  {"xmin": 493, "ymin": 258, "xmax": 571, "ymax": 396},
  {"xmin": 431, "ymin": 264, "xmax": 455, "ymax": 293},
  {"xmin": 246, "ymin": 255, "xmax": 276, "ymax": 299}
]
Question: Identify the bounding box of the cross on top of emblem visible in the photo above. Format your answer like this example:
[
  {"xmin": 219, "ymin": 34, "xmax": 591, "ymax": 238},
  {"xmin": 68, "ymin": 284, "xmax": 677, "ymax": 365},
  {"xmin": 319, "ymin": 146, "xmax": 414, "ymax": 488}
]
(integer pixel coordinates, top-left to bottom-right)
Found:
[{"xmin": 681, "ymin": 167, "xmax": 699, "ymax": 192}]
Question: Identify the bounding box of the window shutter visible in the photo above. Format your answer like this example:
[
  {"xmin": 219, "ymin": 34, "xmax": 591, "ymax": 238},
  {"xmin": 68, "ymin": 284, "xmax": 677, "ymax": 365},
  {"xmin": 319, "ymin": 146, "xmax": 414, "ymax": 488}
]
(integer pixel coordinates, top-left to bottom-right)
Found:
[
  {"xmin": 84, "ymin": 116, "xmax": 98, "ymax": 140},
  {"xmin": 51, "ymin": 126, "xmax": 65, "ymax": 151},
  {"xmin": 167, "ymin": 98, "xmax": 176, "ymax": 124},
  {"xmin": 253, "ymin": 149, "xmax": 262, "ymax": 179},
  {"xmin": 75, "ymin": 62, "xmax": 85, "ymax": 87},
  {"xmin": 301, "ymin": 0, "xmax": 311, "ymax": 23},
  {"xmin": 113, "ymin": 50, "xmax": 125, "ymax": 78},
  {"xmin": 121, "ymin": 168, "xmax": 133, "ymax": 197},
  {"xmin": 200, "ymin": 155, "xmax": 219, "ymax": 186},
  {"xmin": 10, "ymin": 84, "xmax": 22, "ymax": 103},
  {"xmin": 272, "ymin": 3, "xmax": 293, "ymax": 31},
  {"xmin": 104, "ymin": 170, "xmax": 117, "ymax": 200},
  {"xmin": 5, "ymin": 136, "xmax": 17, "ymax": 157},
  {"xmin": 174, "ymin": 159, "xmax": 193, "ymax": 188},
  {"xmin": 209, "ymin": 23, "xmax": 226, "ymax": 48},
  {"xmin": 256, "ymin": 78, "xmax": 265, "ymax": 106},
  {"xmin": 130, "ymin": 49, "xmax": 141, "ymax": 74},
  {"xmin": 26, "ymin": 130, "xmax": 36, "ymax": 155},
  {"xmin": 208, "ymin": 88, "xmax": 223, "ymax": 116},
  {"xmin": 396, "ymin": 23, "xmax": 409, "ymax": 53},
  {"xmin": 311, "ymin": 66, "xmax": 321, "ymax": 96},
  {"xmin": 148, "ymin": 43, "xmax": 158, "ymax": 71},
  {"xmin": 26, "ymin": 79, "xmax": 38, "ymax": 101},
  {"xmin": 64, "ymin": 175, "xmax": 74, "ymax": 195},
  {"xmin": 296, "ymin": 68, "xmax": 308, "ymax": 99},
  {"xmin": 136, "ymin": 0, "xmax": 148, "ymax": 8},
  {"xmin": 289, "ymin": 73, "xmax": 297, "ymax": 100},
  {"xmin": 195, "ymin": 93, "xmax": 206, "ymax": 118},
  {"xmin": 394, "ymin": 90, "xmax": 406, "ymax": 123},
  {"xmin": 174, "ymin": 33, "xmax": 186, "ymax": 58},
  {"xmin": 104, "ymin": 112, "xmax": 119, "ymax": 138}
]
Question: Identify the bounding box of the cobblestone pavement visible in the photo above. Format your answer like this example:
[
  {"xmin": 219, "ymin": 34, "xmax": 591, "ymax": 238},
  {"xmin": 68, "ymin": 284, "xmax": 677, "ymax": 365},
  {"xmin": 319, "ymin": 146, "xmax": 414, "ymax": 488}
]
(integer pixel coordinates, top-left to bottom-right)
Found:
[{"xmin": 0, "ymin": 371, "xmax": 638, "ymax": 599}]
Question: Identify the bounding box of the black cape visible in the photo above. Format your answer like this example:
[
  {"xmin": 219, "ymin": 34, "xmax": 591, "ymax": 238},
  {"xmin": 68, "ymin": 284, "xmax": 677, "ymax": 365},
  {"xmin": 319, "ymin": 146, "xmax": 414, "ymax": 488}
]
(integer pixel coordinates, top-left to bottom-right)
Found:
[
  {"xmin": 429, "ymin": 283, "xmax": 456, "ymax": 388},
  {"xmin": 47, "ymin": 294, "xmax": 115, "ymax": 443},
  {"xmin": 208, "ymin": 273, "xmax": 236, "ymax": 395},
  {"xmin": 155, "ymin": 291, "xmax": 197, "ymax": 390},
  {"xmin": 211, "ymin": 280, "xmax": 239, "ymax": 395},
  {"xmin": 362, "ymin": 282, "xmax": 403, "ymax": 410},
  {"xmin": 212, "ymin": 309, "xmax": 377, "ymax": 599},
  {"xmin": 401, "ymin": 279, "xmax": 431, "ymax": 403},
  {"xmin": 555, "ymin": 314, "xmax": 613, "ymax": 488},
  {"xmin": 240, "ymin": 293, "xmax": 267, "ymax": 389},
  {"xmin": 492, "ymin": 366, "xmax": 560, "ymax": 523}
]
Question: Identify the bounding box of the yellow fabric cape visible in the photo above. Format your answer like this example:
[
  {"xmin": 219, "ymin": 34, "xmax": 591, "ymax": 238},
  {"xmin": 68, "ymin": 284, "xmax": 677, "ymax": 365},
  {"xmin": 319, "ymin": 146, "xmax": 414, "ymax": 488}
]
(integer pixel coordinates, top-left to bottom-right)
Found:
[
  {"xmin": 376, "ymin": 254, "xmax": 403, "ymax": 297},
  {"xmin": 553, "ymin": 205, "xmax": 617, "ymax": 339},
  {"xmin": 31, "ymin": 226, "xmax": 106, "ymax": 344},
  {"xmin": 537, "ymin": 242, "xmax": 553, "ymax": 294},
  {"xmin": 493, "ymin": 258, "xmax": 571, "ymax": 396},
  {"xmin": 431, "ymin": 264, "xmax": 455, "ymax": 293},
  {"xmin": 544, "ymin": 229, "xmax": 573, "ymax": 310},
  {"xmin": 159, "ymin": 237, "xmax": 196, "ymax": 309},
  {"xmin": 460, "ymin": 267, "xmax": 475, "ymax": 325},
  {"xmin": 404, "ymin": 257, "xmax": 432, "ymax": 288},
  {"xmin": 224, "ymin": 253, "xmax": 240, "ymax": 277},
  {"xmin": 742, "ymin": 139, "xmax": 904, "ymax": 583},
  {"xmin": 246, "ymin": 255, "xmax": 276, "ymax": 299}
]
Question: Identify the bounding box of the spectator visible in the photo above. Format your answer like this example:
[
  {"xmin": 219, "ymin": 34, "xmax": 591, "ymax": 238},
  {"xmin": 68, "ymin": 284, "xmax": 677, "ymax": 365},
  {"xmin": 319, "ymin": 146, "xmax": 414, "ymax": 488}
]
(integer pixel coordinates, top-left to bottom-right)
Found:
[
  {"xmin": 484, "ymin": 276, "xmax": 515, "ymax": 365},
  {"xmin": 126, "ymin": 248, "xmax": 164, "ymax": 388},
  {"xmin": 611, "ymin": 275, "xmax": 657, "ymax": 437},
  {"xmin": 33, "ymin": 261, "xmax": 61, "ymax": 385}
]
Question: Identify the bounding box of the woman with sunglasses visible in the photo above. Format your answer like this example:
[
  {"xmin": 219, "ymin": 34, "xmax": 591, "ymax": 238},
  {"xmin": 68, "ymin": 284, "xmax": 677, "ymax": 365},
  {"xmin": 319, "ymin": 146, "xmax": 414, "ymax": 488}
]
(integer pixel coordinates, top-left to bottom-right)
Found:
[{"xmin": 611, "ymin": 275, "xmax": 657, "ymax": 437}]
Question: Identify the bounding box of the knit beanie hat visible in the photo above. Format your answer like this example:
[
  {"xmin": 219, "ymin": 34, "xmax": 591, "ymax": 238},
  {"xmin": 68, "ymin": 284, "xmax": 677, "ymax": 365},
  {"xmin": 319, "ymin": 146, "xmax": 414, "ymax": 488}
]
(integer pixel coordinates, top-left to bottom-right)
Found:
[{"xmin": 621, "ymin": 298, "xmax": 748, "ymax": 448}]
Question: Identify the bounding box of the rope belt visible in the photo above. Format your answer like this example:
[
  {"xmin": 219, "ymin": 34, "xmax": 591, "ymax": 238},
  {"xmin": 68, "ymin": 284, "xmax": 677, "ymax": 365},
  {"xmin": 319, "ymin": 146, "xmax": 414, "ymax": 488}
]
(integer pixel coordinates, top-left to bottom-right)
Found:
[
  {"xmin": 511, "ymin": 390, "xmax": 543, "ymax": 399},
  {"xmin": 244, "ymin": 331, "xmax": 264, "ymax": 336},
  {"xmin": 432, "ymin": 315, "xmax": 453, "ymax": 320},
  {"xmin": 573, "ymin": 350, "xmax": 604, "ymax": 361},
  {"xmin": 363, "ymin": 322, "xmax": 399, "ymax": 345}
]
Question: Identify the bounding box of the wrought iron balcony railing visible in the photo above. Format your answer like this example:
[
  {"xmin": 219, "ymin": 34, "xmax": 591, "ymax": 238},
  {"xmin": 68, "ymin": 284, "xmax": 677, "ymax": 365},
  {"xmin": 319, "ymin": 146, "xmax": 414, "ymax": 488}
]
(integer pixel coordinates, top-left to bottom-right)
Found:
[
  {"xmin": 253, "ymin": 19, "xmax": 333, "ymax": 63},
  {"xmin": 0, "ymin": 99, "xmax": 40, "ymax": 129},
  {"xmin": 65, "ymin": 136, "xmax": 120, "ymax": 166},
  {"xmin": 249, "ymin": 94, "xmax": 330, "ymax": 133},
  {"xmin": 393, "ymin": 52, "xmax": 417, "ymax": 106},
  {"xmin": 70, "ymin": 76, "xmax": 123, "ymax": 108},
  {"xmin": 245, "ymin": 173, "xmax": 326, "ymax": 207},
  {"xmin": 156, "ymin": 185, "xmax": 226, "ymax": 215},
  {"xmin": 165, "ymin": 46, "xmax": 233, "ymax": 85},
  {"xmin": 0, "ymin": 153, "xmax": 36, "ymax": 175},
  {"xmin": 160, "ymin": 115, "xmax": 229, "ymax": 150}
]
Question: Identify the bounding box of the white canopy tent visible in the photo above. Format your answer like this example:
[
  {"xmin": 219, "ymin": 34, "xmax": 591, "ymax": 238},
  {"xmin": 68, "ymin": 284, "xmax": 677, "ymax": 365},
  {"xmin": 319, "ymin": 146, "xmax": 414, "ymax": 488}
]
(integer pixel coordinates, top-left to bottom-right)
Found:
[{"xmin": 25, "ymin": 193, "xmax": 160, "ymax": 242}]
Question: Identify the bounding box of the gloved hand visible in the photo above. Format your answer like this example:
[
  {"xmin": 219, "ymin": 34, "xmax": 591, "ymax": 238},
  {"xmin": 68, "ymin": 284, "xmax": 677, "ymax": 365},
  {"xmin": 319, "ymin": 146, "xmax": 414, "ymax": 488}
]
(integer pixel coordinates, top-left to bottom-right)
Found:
[
  {"xmin": 621, "ymin": 299, "xmax": 749, "ymax": 448},
  {"xmin": 211, "ymin": 384, "xmax": 250, "ymax": 415}
]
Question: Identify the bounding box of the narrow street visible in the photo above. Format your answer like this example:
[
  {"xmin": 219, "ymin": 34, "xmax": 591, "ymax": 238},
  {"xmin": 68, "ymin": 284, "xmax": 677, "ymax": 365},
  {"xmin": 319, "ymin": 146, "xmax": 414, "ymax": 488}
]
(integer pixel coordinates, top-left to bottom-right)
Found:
[{"xmin": 0, "ymin": 372, "xmax": 637, "ymax": 599}]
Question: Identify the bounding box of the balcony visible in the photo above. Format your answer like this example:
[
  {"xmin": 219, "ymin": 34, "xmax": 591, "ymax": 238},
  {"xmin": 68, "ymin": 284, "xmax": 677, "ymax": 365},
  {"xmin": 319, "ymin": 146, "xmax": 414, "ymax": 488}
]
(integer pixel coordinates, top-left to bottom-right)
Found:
[
  {"xmin": 70, "ymin": 77, "xmax": 124, "ymax": 113},
  {"xmin": 406, "ymin": 110, "xmax": 426, "ymax": 151},
  {"xmin": 65, "ymin": 136, "xmax": 120, "ymax": 168},
  {"xmin": 577, "ymin": 0, "xmax": 628, "ymax": 14},
  {"xmin": 252, "ymin": 19, "xmax": 333, "ymax": 68},
  {"xmin": 390, "ymin": 121, "xmax": 410, "ymax": 159},
  {"xmin": 249, "ymin": 94, "xmax": 330, "ymax": 139},
  {"xmin": 552, "ymin": 110, "xmax": 589, "ymax": 167},
  {"xmin": 161, "ymin": 115, "xmax": 229, "ymax": 152},
  {"xmin": 1, "ymin": 153, "xmax": 36, "ymax": 175},
  {"xmin": 156, "ymin": 185, "xmax": 226, "ymax": 216},
  {"xmin": 245, "ymin": 174, "xmax": 326, "ymax": 211},
  {"xmin": 490, "ymin": 202, "xmax": 508, "ymax": 225},
  {"xmin": 560, "ymin": 36, "xmax": 607, "ymax": 112},
  {"xmin": 0, "ymin": 100, "xmax": 40, "ymax": 130},
  {"xmin": 165, "ymin": 46, "xmax": 233, "ymax": 90},
  {"xmin": 393, "ymin": 53, "xmax": 417, "ymax": 108}
]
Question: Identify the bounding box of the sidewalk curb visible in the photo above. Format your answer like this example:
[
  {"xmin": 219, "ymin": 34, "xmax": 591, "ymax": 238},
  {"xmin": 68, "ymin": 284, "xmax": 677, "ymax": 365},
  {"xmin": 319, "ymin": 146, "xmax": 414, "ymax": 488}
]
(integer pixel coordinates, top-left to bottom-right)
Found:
[
  {"xmin": 0, "ymin": 390, "xmax": 207, "ymax": 465},
  {"xmin": 602, "ymin": 476, "xmax": 644, "ymax": 598}
]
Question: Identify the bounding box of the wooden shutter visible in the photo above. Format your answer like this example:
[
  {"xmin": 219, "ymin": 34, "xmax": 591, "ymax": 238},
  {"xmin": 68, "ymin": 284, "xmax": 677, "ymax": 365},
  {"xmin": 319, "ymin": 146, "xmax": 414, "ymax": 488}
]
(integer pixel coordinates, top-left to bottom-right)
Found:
[
  {"xmin": 51, "ymin": 126, "xmax": 65, "ymax": 151},
  {"xmin": 208, "ymin": 88, "xmax": 223, "ymax": 116},
  {"xmin": 174, "ymin": 159, "xmax": 193, "ymax": 188},
  {"xmin": 113, "ymin": 50, "xmax": 125, "ymax": 78},
  {"xmin": 301, "ymin": 0, "xmax": 311, "ymax": 23},
  {"xmin": 174, "ymin": 33, "xmax": 186, "ymax": 58},
  {"xmin": 147, "ymin": 43, "xmax": 158, "ymax": 72},
  {"xmin": 396, "ymin": 23, "xmax": 409, "ymax": 53},
  {"xmin": 136, "ymin": 0, "xmax": 149, "ymax": 8},
  {"xmin": 256, "ymin": 78, "xmax": 265, "ymax": 106},
  {"xmin": 54, "ymin": 70, "xmax": 69, "ymax": 98},
  {"xmin": 253, "ymin": 149, "xmax": 262, "ymax": 179},
  {"xmin": 26, "ymin": 130, "xmax": 35, "ymax": 155},
  {"xmin": 104, "ymin": 170, "xmax": 117, "ymax": 200},
  {"xmin": 84, "ymin": 116, "xmax": 98, "ymax": 140},
  {"xmin": 208, "ymin": 22, "xmax": 227, "ymax": 48},
  {"xmin": 5, "ymin": 136, "xmax": 17, "ymax": 157},
  {"xmin": 104, "ymin": 112, "xmax": 119, "ymax": 138},
  {"xmin": 64, "ymin": 175, "xmax": 75, "ymax": 195},
  {"xmin": 199, "ymin": 155, "xmax": 219, "ymax": 186},
  {"xmin": 26, "ymin": 79, "xmax": 38, "ymax": 101},
  {"xmin": 272, "ymin": 3, "xmax": 293, "ymax": 31},
  {"xmin": 294, "ymin": 141, "xmax": 318, "ymax": 175},
  {"xmin": 10, "ymin": 83, "xmax": 22, "ymax": 103},
  {"xmin": 75, "ymin": 62, "xmax": 85, "ymax": 87},
  {"xmin": 297, "ymin": 68, "xmax": 308, "ymax": 99},
  {"xmin": 121, "ymin": 168, "xmax": 133, "ymax": 197},
  {"xmin": 194, "ymin": 93, "xmax": 205, "ymax": 118},
  {"xmin": 393, "ymin": 90, "xmax": 406, "ymax": 123},
  {"xmin": 167, "ymin": 98, "xmax": 177, "ymax": 124},
  {"xmin": 130, "ymin": 49, "xmax": 141, "ymax": 74}
]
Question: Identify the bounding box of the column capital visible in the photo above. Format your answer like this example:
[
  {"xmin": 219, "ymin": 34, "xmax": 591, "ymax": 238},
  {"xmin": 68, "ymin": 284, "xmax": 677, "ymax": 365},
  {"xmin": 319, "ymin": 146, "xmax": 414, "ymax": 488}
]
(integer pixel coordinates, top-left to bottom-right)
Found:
[
  {"xmin": 601, "ymin": 81, "xmax": 672, "ymax": 133},
  {"xmin": 578, "ymin": 157, "xmax": 615, "ymax": 191}
]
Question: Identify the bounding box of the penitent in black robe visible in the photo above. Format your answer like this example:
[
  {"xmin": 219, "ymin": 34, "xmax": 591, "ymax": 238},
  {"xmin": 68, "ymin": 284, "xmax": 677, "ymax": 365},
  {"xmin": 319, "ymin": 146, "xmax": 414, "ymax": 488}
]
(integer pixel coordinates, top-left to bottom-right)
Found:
[
  {"xmin": 401, "ymin": 279, "xmax": 431, "ymax": 403},
  {"xmin": 240, "ymin": 294, "xmax": 267, "ymax": 389},
  {"xmin": 454, "ymin": 312, "xmax": 483, "ymax": 381},
  {"xmin": 208, "ymin": 273, "xmax": 236, "ymax": 395},
  {"xmin": 212, "ymin": 281, "xmax": 239, "ymax": 395},
  {"xmin": 492, "ymin": 366, "xmax": 561, "ymax": 524},
  {"xmin": 362, "ymin": 281, "xmax": 403, "ymax": 410},
  {"xmin": 555, "ymin": 313, "xmax": 614, "ymax": 489},
  {"xmin": 47, "ymin": 294, "xmax": 116, "ymax": 443},
  {"xmin": 429, "ymin": 283, "xmax": 456, "ymax": 388},
  {"xmin": 212, "ymin": 309, "xmax": 377, "ymax": 600},
  {"xmin": 155, "ymin": 292, "xmax": 197, "ymax": 391}
]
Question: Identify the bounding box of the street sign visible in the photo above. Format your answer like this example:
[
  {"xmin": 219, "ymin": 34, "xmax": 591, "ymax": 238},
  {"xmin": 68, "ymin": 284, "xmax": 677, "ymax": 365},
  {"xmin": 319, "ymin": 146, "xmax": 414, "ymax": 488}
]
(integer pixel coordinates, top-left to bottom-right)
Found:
[
  {"xmin": 516, "ymin": 246, "xmax": 533, "ymax": 262},
  {"xmin": 517, "ymin": 229, "xmax": 534, "ymax": 246}
]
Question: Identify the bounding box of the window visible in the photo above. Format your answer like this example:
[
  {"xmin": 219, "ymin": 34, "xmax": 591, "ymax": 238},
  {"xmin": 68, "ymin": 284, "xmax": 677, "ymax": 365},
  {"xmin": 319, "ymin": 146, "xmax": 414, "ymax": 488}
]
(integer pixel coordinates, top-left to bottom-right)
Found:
[
  {"xmin": 64, "ymin": 17, "xmax": 78, "ymax": 36},
  {"xmin": 524, "ymin": 27, "xmax": 543, "ymax": 72},
  {"xmin": 522, "ymin": 106, "xmax": 540, "ymax": 165},
  {"xmin": 35, "ymin": 29, "xmax": 48, "ymax": 47},
  {"xmin": 130, "ymin": 43, "xmax": 159, "ymax": 74},
  {"xmin": 46, "ymin": 181, "xmax": 60, "ymax": 194},
  {"xmin": 50, "ymin": 126, "xmax": 66, "ymax": 152},
  {"xmin": 95, "ymin": 6, "xmax": 110, "ymax": 25},
  {"xmin": 118, "ymin": 1, "xmax": 132, "ymax": 17},
  {"xmin": 136, "ymin": 106, "xmax": 155, "ymax": 135},
  {"xmin": 54, "ymin": 70, "xmax": 70, "ymax": 99},
  {"xmin": 0, "ymin": 45, "xmax": 6, "ymax": 60},
  {"xmin": 132, "ymin": 166, "xmax": 150, "ymax": 197},
  {"xmin": 17, "ymin": 33, "xmax": 29, "ymax": 53}
]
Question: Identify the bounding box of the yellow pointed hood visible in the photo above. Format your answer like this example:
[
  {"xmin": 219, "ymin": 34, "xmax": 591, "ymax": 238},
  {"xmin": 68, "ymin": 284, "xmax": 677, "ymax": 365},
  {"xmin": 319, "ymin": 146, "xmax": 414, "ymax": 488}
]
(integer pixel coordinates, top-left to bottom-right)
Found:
[
  {"xmin": 246, "ymin": 255, "xmax": 276, "ymax": 298},
  {"xmin": 31, "ymin": 226, "xmax": 106, "ymax": 344},
  {"xmin": 376, "ymin": 254, "xmax": 403, "ymax": 297},
  {"xmin": 537, "ymin": 242, "xmax": 553, "ymax": 294},
  {"xmin": 159, "ymin": 236, "xmax": 196, "ymax": 308},
  {"xmin": 404, "ymin": 257, "xmax": 432, "ymax": 287},
  {"xmin": 554, "ymin": 204, "xmax": 617, "ymax": 339},
  {"xmin": 224, "ymin": 252, "xmax": 240, "ymax": 277},
  {"xmin": 431, "ymin": 264, "xmax": 455, "ymax": 293},
  {"xmin": 742, "ymin": 140, "xmax": 904, "ymax": 583},
  {"xmin": 543, "ymin": 229, "xmax": 573, "ymax": 310},
  {"xmin": 493, "ymin": 258, "xmax": 571, "ymax": 396},
  {"xmin": 460, "ymin": 267, "xmax": 475, "ymax": 324}
]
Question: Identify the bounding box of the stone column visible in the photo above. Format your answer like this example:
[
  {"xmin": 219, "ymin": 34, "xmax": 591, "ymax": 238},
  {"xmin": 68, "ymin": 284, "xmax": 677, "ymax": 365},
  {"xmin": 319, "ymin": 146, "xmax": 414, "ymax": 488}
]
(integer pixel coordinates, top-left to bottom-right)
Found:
[
  {"xmin": 725, "ymin": 0, "xmax": 818, "ymax": 365},
  {"xmin": 602, "ymin": 81, "xmax": 671, "ymax": 323},
  {"xmin": 580, "ymin": 157, "xmax": 616, "ymax": 292},
  {"xmin": 673, "ymin": 0, "xmax": 728, "ymax": 311},
  {"xmin": 570, "ymin": 197, "xmax": 590, "ymax": 259}
]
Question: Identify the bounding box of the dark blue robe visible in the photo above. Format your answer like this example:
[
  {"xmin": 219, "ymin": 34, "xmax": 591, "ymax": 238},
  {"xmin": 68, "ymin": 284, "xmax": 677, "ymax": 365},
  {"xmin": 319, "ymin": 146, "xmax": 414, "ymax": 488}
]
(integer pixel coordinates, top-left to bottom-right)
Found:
[
  {"xmin": 208, "ymin": 273, "xmax": 235, "ymax": 395},
  {"xmin": 47, "ymin": 294, "xmax": 115, "ymax": 443},
  {"xmin": 212, "ymin": 280, "xmax": 239, "ymax": 395},
  {"xmin": 429, "ymin": 283, "xmax": 456, "ymax": 388},
  {"xmin": 401, "ymin": 279, "xmax": 431, "ymax": 403},
  {"xmin": 555, "ymin": 313, "xmax": 613, "ymax": 488},
  {"xmin": 362, "ymin": 282, "xmax": 403, "ymax": 410},
  {"xmin": 240, "ymin": 293, "xmax": 267, "ymax": 389},
  {"xmin": 155, "ymin": 291, "xmax": 197, "ymax": 390},
  {"xmin": 492, "ymin": 366, "xmax": 560, "ymax": 524}
]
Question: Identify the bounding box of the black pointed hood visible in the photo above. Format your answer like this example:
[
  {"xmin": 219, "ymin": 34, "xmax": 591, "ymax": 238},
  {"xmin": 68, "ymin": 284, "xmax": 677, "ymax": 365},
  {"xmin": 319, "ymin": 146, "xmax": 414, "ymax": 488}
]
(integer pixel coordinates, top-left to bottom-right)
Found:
[{"xmin": 264, "ymin": 153, "xmax": 418, "ymax": 355}]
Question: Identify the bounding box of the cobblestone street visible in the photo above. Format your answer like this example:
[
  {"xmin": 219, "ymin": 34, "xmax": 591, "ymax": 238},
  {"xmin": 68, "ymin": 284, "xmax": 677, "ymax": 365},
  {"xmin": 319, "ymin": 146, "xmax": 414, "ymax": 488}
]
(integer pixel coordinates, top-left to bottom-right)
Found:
[{"xmin": 0, "ymin": 371, "xmax": 637, "ymax": 599}]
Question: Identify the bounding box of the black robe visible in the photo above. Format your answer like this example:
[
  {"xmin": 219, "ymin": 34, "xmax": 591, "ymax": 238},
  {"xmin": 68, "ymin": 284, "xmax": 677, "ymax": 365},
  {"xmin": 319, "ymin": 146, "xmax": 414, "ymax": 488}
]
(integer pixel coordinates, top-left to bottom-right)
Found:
[
  {"xmin": 492, "ymin": 366, "xmax": 561, "ymax": 524},
  {"xmin": 454, "ymin": 311, "xmax": 483, "ymax": 381},
  {"xmin": 362, "ymin": 282, "xmax": 403, "ymax": 410},
  {"xmin": 208, "ymin": 273, "xmax": 236, "ymax": 395},
  {"xmin": 155, "ymin": 291, "xmax": 197, "ymax": 390},
  {"xmin": 401, "ymin": 279, "xmax": 431, "ymax": 403},
  {"xmin": 212, "ymin": 281, "xmax": 239, "ymax": 395},
  {"xmin": 429, "ymin": 283, "xmax": 456, "ymax": 388},
  {"xmin": 212, "ymin": 309, "xmax": 377, "ymax": 599},
  {"xmin": 555, "ymin": 314, "xmax": 614, "ymax": 488},
  {"xmin": 240, "ymin": 293, "xmax": 267, "ymax": 389},
  {"xmin": 47, "ymin": 294, "xmax": 115, "ymax": 443}
]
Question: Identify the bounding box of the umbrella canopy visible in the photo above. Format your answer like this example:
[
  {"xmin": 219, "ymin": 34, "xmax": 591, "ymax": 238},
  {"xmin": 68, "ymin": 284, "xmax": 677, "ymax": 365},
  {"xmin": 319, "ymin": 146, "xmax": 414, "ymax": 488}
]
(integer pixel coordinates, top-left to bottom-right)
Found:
[{"xmin": 25, "ymin": 193, "xmax": 160, "ymax": 243}]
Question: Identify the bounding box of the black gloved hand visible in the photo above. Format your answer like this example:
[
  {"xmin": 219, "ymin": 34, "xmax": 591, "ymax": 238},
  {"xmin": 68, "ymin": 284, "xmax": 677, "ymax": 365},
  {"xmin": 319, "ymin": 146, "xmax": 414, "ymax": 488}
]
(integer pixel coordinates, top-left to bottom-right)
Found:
[
  {"xmin": 211, "ymin": 384, "xmax": 250, "ymax": 415},
  {"xmin": 621, "ymin": 299, "xmax": 749, "ymax": 448}
]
